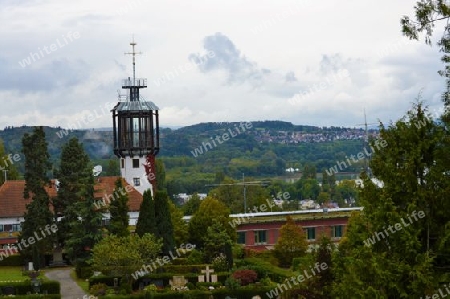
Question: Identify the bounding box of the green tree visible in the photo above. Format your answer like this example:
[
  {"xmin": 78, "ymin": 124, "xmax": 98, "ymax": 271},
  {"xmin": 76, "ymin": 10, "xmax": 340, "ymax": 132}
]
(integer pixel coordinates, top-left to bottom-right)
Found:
[
  {"xmin": 332, "ymin": 103, "xmax": 443, "ymax": 297},
  {"xmin": 65, "ymin": 160, "xmax": 103, "ymax": 263},
  {"xmin": 135, "ymin": 189, "xmax": 157, "ymax": 237},
  {"xmin": 203, "ymin": 219, "xmax": 233, "ymax": 266},
  {"xmin": 109, "ymin": 178, "xmax": 130, "ymax": 237},
  {"xmin": 182, "ymin": 193, "xmax": 201, "ymax": 216},
  {"xmin": 209, "ymin": 177, "xmax": 270, "ymax": 214},
  {"xmin": 155, "ymin": 159, "xmax": 166, "ymax": 191},
  {"xmin": 335, "ymin": 180, "xmax": 358, "ymax": 207},
  {"xmin": 317, "ymin": 191, "xmax": 330, "ymax": 205},
  {"xmin": 188, "ymin": 197, "xmax": 236, "ymax": 249},
  {"xmin": 19, "ymin": 127, "xmax": 54, "ymax": 270},
  {"xmin": 91, "ymin": 233, "xmax": 162, "ymax": 277},
  {"xmin": 312, "ymin": 236, "xmax": 334, "ymax": 298},
  {"xmin": 302, "ymin": 163, "xmax": 317, "ymax": 179},
  {"xmin": 0, "ymin": 138, "xmax": 20, "ymax": 185},
  {"xmin": 105, "ymin": 159, "xmax": 119, "ymax": 176},
  {"xmin": 401, "ymin": 1, "xmax": 450, "ymax": 106},
  {"xmin": 53, "ymin": 137, "xmax": 90, "ymax": 249},
  {"xmin": 154, "ymin": 190, "xmax": 175, "ymax": 255},
  {"xmin": 273, "ymin": 216, "xmax": 308, "ymax": 268},
  {"xmin": 168, "ymin": 200, "xmax": 189, "ymax": 246}
]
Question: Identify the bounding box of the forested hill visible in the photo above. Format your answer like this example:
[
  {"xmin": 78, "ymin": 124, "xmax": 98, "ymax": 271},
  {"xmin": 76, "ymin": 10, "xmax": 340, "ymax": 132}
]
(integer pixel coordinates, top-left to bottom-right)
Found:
[{"xmin": 0, "ymin": 122, "xmax": 378, "ymax": 185}]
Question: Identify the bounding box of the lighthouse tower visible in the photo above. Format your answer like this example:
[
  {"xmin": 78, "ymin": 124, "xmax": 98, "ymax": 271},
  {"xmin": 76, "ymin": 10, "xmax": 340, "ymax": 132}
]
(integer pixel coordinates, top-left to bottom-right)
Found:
[{"xmin": 111, "ymin": 39, "xmax": 160, "ymax": 195}]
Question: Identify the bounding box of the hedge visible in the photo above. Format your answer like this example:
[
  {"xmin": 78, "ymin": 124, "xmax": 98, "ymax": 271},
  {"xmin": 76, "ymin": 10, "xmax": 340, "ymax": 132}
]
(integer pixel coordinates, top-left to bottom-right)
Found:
[
  {"xmin": 76, "ymin": 265, "xmax": 93, "ymax": 279},
  {"xmin": 84, "ymin": 287, "xmax": 292, "ymax": 299},
  {"xmin": 0, "ymin": 295, "xmax": 61, "ymax": 299},
  {"xmin": 0, "ymin": 254, "xmax": 24, "ymax": 266},
  {"xmin": 0, "ymin": 280, "xmax": 60, "ymax": 295}
]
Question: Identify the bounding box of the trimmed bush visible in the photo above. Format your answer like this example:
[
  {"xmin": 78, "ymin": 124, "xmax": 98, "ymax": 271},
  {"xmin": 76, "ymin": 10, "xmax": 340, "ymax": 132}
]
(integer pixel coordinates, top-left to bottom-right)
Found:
[
  {"xmin": 90, "ymin": 283, "xmax": 107, "ymax": 296},
  {"xmin": 0, "ymin": 254, "xmax": 24, "ymax": 266},
  {"xmin": 76, "ymin": 265, "xmax": 93, "ymax": 279},
  {"xmin": 41, "ymin": 280, "xmax": 61, "ymax": 295},
  {"xmin": 171, "ymin": 258, "xmax": 188, "ymax": 265},
  {"xmin": 89, "ymin": 276, "xmax": 122, "ymax": 287},
  {"xmin": 231, "ymin": 269, "xmax": 258, "ymax": 286},
  {"xmin": 0, "ymin": 280, "xmax": 60, "ymax": 295},
  {"xmin": 1, "ymin": 296, "xmax": 61, "ymax": 299}
]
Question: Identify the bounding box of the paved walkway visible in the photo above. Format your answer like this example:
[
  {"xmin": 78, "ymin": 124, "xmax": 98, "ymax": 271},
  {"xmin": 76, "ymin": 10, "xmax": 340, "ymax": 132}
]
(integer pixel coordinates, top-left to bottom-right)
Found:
[{"xmin": 45, "ymin": 268, "xmax": 87, "ymax": 299}]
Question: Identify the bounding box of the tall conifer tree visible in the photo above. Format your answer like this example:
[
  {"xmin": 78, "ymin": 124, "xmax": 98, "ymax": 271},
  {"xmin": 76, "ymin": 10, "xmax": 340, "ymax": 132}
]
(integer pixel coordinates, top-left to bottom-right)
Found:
[
  {"xmin": 19, "ymin": 127, "xmax": 54, "ymax": 270},
  {"xmin": 109, "ymin": 178, "xmax": 130, "ymax": 237}
]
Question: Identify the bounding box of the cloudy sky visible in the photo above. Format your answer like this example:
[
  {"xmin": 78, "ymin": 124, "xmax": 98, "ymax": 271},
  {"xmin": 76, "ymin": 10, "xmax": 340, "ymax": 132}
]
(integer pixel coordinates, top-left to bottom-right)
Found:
[{"xmin": 0, "ymin": 0, "xmax": 446, "ymax": 129}]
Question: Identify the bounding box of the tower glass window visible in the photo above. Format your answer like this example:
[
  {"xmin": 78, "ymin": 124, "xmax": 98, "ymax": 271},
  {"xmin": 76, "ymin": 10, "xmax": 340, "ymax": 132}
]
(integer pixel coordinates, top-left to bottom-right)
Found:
[{"xmin": 132, "ymin": 159, "xmax": 140, "ymax": 168}]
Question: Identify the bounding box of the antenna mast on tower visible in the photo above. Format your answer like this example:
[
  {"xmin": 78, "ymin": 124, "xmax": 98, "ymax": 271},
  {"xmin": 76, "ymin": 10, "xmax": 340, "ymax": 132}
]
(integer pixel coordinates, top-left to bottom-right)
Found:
[{"xmin": 124, "ymin": 36, "xmax": 142, "ymax": 86}]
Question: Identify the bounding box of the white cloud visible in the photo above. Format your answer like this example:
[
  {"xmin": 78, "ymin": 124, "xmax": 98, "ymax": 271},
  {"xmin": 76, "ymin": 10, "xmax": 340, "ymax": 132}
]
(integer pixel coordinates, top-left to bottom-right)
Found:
[{"xmin": 0, "ymin": 0, "xmax": 446, "ymax": 130}]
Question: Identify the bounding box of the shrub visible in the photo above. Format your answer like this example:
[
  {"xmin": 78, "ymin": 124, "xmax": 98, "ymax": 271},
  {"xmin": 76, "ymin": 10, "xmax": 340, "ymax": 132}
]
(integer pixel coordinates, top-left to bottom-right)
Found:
[
  {"xmin": 292, "ymin": 255, "xmax": 314, "ymax": 271},
  {"xmin": 41, "ymin": 280, "xmax": 61, "ymax": 294},
  {"xmin": 119, "ymin": 282, "xmax": 132, "ymax": 295},
  {"xmin": 90, "ymin": 283, "xmax": 107, "ymax": 296},
  {"xmin": 185, "ymin": 282, "xmax": 195, "ymax": 290},
  {"xmin": 232, "ymin": 269, "xmax": 258, "ymax": 286},
  {"xmin": 211, "ymin": 254, "xmax": 228, "ymax": 272},
  {"xmin": 171, "ymin": 258, "xmax": 188, "ymax": 265},
  {"xmin": 224, "ymin": 276, "xmax": 241, "ymax": 290},
  {"xmin": 186, "ymin": 249, "xmax": 203, "ymax": 264},
  {"xmin": 144, "ymin": 284, "xmax": 158, "ymax": 292},
  {"xmin": 0, "ymin": 253, "xmax": 24, "ymax": 266},
  {"xmin": 232, "ymin": 244, "xmax": 244, "ymax": 259}
]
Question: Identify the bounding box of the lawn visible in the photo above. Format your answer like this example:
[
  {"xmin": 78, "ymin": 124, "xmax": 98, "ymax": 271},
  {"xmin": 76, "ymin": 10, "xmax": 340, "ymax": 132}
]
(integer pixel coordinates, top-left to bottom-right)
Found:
[
  {"xmin": 0, "ymin": 266, "xmax": 51, "ymax": 282},
  {"xmin": 0, "ymin": 266, "xmax": 28, "ymax": 282}
]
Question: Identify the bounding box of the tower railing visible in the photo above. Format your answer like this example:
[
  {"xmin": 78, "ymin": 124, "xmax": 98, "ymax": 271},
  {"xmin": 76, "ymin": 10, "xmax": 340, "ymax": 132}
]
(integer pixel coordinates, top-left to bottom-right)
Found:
[{"xmin": 122, "ymin": 78, "xmax": 147, "ymax": 88}]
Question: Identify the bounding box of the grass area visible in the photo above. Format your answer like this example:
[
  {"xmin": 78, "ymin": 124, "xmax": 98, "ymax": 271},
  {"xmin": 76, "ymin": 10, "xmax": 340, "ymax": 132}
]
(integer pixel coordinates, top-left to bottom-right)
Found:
[
  {"xmin": 70, "ymin": 268, "xmax": 90, "ymax": 293},
  {"xmin": 0, "ymin": 266, "xmax": 28, "ymax": 281},
  {"xmin": 0, "ymin": 266, "xmax": 53, "ymax": 282}
]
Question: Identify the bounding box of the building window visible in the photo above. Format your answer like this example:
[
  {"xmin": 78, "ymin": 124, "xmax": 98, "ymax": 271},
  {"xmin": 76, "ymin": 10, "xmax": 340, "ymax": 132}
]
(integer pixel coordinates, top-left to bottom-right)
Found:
[
  {"xmin": 254, "ymin": 230, "xmax": 267, "ymax": 245},
  {"xmin": 133, "ymin": 178, "xmax": 140, "ymax": 186},
  {"xmin": 331, "ymin": 225, "xmax": 343, "ymax": 238},
  {"xmin": 101, "ymin": 219, "xmax": 110, "ymax": 226},
  {"xmin": 12, "ymin": 224, "xmax": 21, "ymax": 232},
  {"xmin": 121, "ymin": 159, "xmax": 124, "ymax": 169},
  {"xmin": 306, "ymin": 227, "xmax": 316, "ymax": 240},
  {"xmin": 3, "ymin": 224, "xmax": 12, "ymax": 232},
  {"xmin": 237, "ymin": 231, "xmax": 246, "ymax": 244},
  {"xmin": 132, "ymin": 159, "xmax": 140, "ymax": 168},
  {"xmin": 0, "ymin": 225, "xmax": 3, "ymax": 232}
]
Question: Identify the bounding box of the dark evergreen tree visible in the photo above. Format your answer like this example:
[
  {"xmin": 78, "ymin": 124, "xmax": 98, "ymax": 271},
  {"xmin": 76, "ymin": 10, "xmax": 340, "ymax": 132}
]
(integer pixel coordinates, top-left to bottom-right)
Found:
[
  {"xmin": 155, "ymin": 159, "xmax": 166, "ymax": 191},
  {"xmin": 135, "ymin": 189, "xmax": 157, "ymax": 237},
  {"xmin": 63, "ymin": 146, "xmax": 102, "ymax": 263},
  {"xmin": 332, "ymin": 103, "xmax": 444, "ymax": 297},
  {"xmin": 108, "ymin": 178, "xmax": 130, "ymax": 237},
  {"xmin": 54, "ymin": 137, "xmax": 90, "ymax": 249},
  {"xmin": 154, "ymin": 190, "xmax": 175, "ymax": 255},
  {"xmin": 19, "ymin": 127, "xmax": 54, "ymax": 270}
]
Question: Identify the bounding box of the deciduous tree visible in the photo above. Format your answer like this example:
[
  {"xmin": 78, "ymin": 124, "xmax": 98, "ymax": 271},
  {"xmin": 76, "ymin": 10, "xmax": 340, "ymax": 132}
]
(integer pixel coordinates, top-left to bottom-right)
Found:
[{"xmin": 273, "ymin": 216, "xmax": 308, "ymax": 268}]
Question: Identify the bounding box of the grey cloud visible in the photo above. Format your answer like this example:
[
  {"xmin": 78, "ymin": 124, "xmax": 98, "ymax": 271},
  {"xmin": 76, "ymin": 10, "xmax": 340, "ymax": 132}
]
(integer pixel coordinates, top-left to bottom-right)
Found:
[
  {"xmin": 0, "ymin": 56, "xmax": 87, "ymax": 92},
  {"xmin": 189, "ymin": 32, "xmax": 265, "ymax": 85},
  {"xmin": 285, "ymin": 71, "xmax": 297, "ymax": 82}
]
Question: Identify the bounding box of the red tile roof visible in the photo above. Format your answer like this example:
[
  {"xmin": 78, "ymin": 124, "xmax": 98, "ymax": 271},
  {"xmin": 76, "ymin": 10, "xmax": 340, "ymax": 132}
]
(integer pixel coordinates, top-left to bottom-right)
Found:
[{"xmin": 0, "ymin": 176, "xmax": 143, "ymax": 218}]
